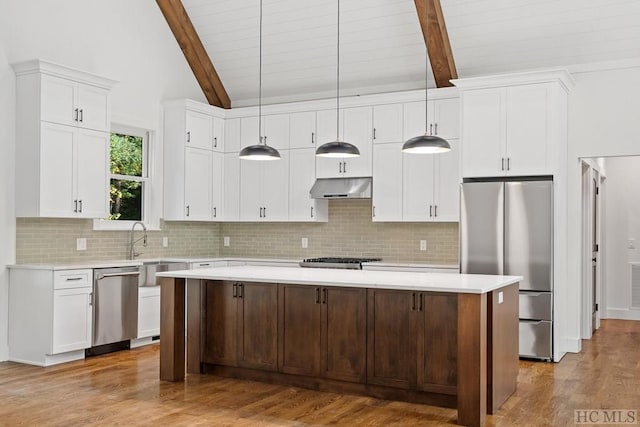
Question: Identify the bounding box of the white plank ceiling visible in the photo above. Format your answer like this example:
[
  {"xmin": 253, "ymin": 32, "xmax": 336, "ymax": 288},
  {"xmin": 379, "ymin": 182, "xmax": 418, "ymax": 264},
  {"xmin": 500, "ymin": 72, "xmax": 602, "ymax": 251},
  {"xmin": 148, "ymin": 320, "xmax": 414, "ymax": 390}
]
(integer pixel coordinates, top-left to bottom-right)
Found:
[{"xmin": 182, "ymin": 0, "xmax": 640, "ymax": 107}]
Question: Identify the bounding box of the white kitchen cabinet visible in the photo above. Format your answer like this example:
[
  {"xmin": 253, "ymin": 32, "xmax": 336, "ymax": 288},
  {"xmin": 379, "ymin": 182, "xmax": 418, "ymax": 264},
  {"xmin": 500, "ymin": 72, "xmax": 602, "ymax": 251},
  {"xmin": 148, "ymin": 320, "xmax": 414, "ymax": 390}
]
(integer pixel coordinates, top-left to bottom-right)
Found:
[
  {"xmin": 372, "ymin": 143, "xmax": 403, "ymax": 221},
  {"xmin": 290, "ymin": 111, "xmax": 317, "ymax": 149},
  {"xmin": 184, "ymin": 147, "xmax": 213, "ymax": 220},
  {"xmin": 211, "ymin": 152, "xmax": 224, "ymax": 220},
  {"xmin": 316, "ymin": 107, "xmax": 372, "ymax": 178},
  {"xmin": 403, "ymin": 98, "xmax": 459, "ymax": 142},
  {"xmin": 373, "ymin": 104, "xmax": 403, "ymax": 143},
  {"xmin": 240, "ymin": 151, "xmax": 290, "ymax": 221},
  {"xmin": 460, "ymin": 83, "xmax": 554, "ymax": 177},
  {"xmin": 212, "ymin": 116, "xmax": 225, "ymax": 152},
  {"xmin": 138, "ymin": 287, "xmax": 160, "ymax": 339},
  {"xmin": 224, "ymin": 117, "xmax": 241, "ymax": 152},
  {"xmin": 315, "ymin": 109, "xmax": 343, "ymax": 145},
  {"xmin": 38, "ymin": 122, "xmax": 109, "ymax": 218},
  {"xmin": 185, "ymin": 110, "xmax": 212, "ymax": 150},
  {"xmin": 13, "ymin": 60, "xmax": 116, "ymax": 218},
  {"xmin": 402, "ymin": 139, "xmax": 460, "ymax": 222},
  {"xmin": 9, "ymin": 268, "xmax": 93, "ymax": 366},
  {"xmin": 240, "ymin": 114, "xmax": 290, "ymax": 150},
  {"xmin": 223, "ymin": 153, "xmax": 241, "ymax": 221},
  {"xmin": 289, "ymin": 148, "xmax": 328, "ymax": 222},
  {"xmin": 40, "ymin": 73, "xmax": 110, "ymax": 132}
]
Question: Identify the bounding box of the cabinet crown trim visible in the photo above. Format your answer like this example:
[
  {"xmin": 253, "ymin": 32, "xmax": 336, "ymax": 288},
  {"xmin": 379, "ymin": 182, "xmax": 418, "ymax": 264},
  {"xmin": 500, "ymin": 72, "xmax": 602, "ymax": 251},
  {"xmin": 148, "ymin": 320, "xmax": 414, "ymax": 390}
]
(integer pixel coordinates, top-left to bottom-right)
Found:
[
  {"xmin": 11, "ymin": 59, "xmax": 118, "ymax": 89},
  {"xmin": 452, "ymin": 68, "xmax": 575, "ymax": 92}
]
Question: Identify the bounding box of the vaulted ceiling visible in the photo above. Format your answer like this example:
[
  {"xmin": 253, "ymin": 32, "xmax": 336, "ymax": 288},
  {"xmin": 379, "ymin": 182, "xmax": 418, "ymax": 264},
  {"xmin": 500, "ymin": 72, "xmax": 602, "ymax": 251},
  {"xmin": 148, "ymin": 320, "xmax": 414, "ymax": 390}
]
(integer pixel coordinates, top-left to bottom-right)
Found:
[{"xmin": 175, "ymin": 0, "xmax": 640, "ymax": 107}]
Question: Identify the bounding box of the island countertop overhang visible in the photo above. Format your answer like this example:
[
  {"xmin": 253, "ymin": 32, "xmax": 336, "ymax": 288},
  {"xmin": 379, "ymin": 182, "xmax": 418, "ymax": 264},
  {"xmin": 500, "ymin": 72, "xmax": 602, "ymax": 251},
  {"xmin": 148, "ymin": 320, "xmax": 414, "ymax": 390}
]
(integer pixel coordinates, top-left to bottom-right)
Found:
[{"xmin": 157, "ymin": 265, "xmax": 522, "ymax": 294}]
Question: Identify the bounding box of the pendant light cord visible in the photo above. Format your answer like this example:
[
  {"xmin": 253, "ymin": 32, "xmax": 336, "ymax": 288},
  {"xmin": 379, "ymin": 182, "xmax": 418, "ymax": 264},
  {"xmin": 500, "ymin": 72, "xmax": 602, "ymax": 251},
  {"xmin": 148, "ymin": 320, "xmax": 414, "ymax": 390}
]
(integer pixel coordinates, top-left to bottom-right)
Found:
[
  {"xmin": 336, "ymin": 0, "xmax": 340, "ymax": 142},
  {"xmin": 259, "ymin": 0, "xmax": 263, "ymax": 145}
]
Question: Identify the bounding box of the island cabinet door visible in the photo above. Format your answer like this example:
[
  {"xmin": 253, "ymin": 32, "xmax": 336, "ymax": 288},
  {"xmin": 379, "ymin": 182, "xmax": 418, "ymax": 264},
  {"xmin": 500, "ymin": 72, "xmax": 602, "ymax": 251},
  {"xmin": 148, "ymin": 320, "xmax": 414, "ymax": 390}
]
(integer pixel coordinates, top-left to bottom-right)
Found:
[
  {"xmin": 203, "ymin": 281, "xmax": 238, "ymax": 367},
  {"xmin": 321, "ymin": 287, "xmax": 367, "ymax": 383},
  {"xmin": 366, "ymin": 289, "xmax": 418, "ymax": 389},
  {"xmin": 415, "ymin": 293, "xmax": 458, "ymax": 395},
  {"xmin": 236, "ymin": 282, "xmax": 278, "ymax": 372},
  {"xmin": 278, "ymin": 284, "xmax": 322, "ymax": 376}
]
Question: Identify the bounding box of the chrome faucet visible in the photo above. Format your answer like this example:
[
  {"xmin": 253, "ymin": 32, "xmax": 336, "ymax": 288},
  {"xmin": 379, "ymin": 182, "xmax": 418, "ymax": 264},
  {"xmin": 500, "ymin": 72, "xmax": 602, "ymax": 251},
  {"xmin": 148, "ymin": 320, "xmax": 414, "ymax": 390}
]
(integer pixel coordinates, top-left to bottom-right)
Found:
[{"xmin": 129, "ymin": 221, "xmax": 148, "ymax": 260}]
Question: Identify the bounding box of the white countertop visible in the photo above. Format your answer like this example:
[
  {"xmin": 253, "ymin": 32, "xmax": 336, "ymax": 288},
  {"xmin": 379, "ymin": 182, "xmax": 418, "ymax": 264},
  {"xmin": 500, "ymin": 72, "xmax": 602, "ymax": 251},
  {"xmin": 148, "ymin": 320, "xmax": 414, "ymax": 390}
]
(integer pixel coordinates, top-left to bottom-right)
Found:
[
  {"xmin": 362, "ymin": 262, "xmax": 458, "ymax": 269},
  {"xmin": 157, "ymin": 266, "xmax": 521, "ymax": 294}
]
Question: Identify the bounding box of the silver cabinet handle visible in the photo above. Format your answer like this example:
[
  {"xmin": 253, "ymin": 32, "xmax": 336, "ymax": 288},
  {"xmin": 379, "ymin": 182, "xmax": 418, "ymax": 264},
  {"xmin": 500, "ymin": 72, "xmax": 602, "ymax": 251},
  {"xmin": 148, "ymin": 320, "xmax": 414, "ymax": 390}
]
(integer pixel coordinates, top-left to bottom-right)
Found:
[
  {"xmin": 507, "ymin": 158, "xmax": 511, "ymax": 171},
  {"xmin": 263, "ymin": 207, "xmax": 266, "ymax": 218},
  {"xmin": 213, "ymin": 137, "xmax": 217, "ymax": 148},
  {"xmin": 429, "ymin": 205, "xmax": 433, "ymax": 217},
  {"xmin": 434, "ymin": 123, "xmax": 438, "ymax": 135},
  {"xmin": 89, "ymin": 292, "xmax": 93, "ymax": 306},
  {"xmin": 213, "ymin": 207, "xmax": 217, "ymax": 218},
  {"xmin": 429, "ymin": 124, "xmax": 433, "ymax": 135},
  {"xmin": 311, "ymin": 132, "xmax": 315, "ymax": 144},
  {"xmin": 74, "ymin": 200, "xmax": 78, "ymax": 213},
  {"xmin": 372, "ymin": 206, "xmax": 376, "ymax": 217},
  {"xmin": 233, "ymin": 283, "xmax": 238, "ymax": 298},
  {"xmin": 264, "ymin": 136, "xmax": 267, "ymax": 144},
  {"xmin": 74, "ymin": 108, "xmax": 79, "ymax": 122},
  {"xmin": 79, "ymin": 109, "xmax": 83, "ymax": 123},
  {"xmin": 373, "ymin": 128, "xmax": 377, "ymax": 140},
  {"xmin": 310, "ymin": 206, "xmax": 314, "ymax": 218},
  {"xmin": 501, "ymin": 158, "xmax": 505, "ymax": 171},
  {"xmin": 238, "ymin": 283, "xmax": 244, "ymax": 298},
  {"xmin": 343, "ymin": 162, "xmax": 347, "ymax": 173},
  {"xmin": 187, "ymin": 131, "xmax": 191, "ymax": 142},
  {"xmin": 186, "ymin": 205, "xmax": 190, "ymax": 217},
  {"xmin": 66, "ymin": 277, "xmax": 83, "ymax": 281},
  {"xmin": 434, "ymin": 205, "xmax": 437, "ymax": 217},
  {"xmin": 338, "ymin": 162, "xmax": 342, "ymax": 174},
  {"xmin": 199, "ymin": 263, "xmax": 211, "ymax": 267},
  {"xmin": 97, "ymin": 271, "xmax": 141, "ymax": 280},
  {"xmin": 79, "ymin": 200, "xmax": 83, "ymax": 213}
]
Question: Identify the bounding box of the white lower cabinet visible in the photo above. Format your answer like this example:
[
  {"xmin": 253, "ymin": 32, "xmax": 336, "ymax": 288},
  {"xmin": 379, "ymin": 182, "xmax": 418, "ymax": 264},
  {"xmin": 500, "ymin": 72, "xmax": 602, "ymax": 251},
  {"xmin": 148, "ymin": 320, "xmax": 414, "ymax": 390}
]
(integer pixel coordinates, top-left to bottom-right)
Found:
[
  {"xmin": 289, "ymin": 148, "xmax": 328, "ymax": 222},
  {"xmin": 9, "ymin": 268, "xmax": 93, "ymax": 366},
  {"xmin": 138, "ymin": 287, "xmax": 160, "ymax": 339},
  {"xmin": 240, "ymin": 150, "xmax": 289, "ymax": 221}
]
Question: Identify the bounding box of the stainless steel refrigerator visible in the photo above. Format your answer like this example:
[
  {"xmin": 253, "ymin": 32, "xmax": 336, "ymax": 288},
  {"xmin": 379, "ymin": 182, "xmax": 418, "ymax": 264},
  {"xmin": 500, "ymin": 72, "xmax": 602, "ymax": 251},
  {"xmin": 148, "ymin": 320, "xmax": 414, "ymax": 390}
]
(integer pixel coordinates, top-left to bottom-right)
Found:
[{"xmin": 460, "ymin": 179, "xmax": 553, "ymax": 360}]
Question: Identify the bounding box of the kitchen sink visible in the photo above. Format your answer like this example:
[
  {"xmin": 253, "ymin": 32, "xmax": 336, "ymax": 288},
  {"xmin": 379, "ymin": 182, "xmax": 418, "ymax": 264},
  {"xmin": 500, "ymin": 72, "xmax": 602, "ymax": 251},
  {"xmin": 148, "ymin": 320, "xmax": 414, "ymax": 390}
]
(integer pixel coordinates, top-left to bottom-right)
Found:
[{"xmin": 139, "ymin": 261, "xmax": 188, "ymax": 287}]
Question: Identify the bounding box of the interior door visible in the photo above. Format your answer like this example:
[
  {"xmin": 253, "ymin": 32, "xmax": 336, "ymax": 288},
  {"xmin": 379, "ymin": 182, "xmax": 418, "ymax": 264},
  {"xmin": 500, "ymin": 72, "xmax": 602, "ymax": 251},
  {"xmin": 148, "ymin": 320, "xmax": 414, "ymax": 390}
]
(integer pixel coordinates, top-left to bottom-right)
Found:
[{"xmin": 592, "ymin": 178, "xmax": 598, "ymax": 332}]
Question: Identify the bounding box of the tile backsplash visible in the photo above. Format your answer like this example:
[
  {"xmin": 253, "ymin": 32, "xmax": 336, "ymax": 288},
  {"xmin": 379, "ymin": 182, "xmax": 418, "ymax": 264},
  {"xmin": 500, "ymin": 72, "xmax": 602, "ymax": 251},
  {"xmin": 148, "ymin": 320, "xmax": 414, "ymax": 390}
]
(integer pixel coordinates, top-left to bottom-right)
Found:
[{"xmin": 16, "ymin": 200, "xmax": 459, "ymax": 265}]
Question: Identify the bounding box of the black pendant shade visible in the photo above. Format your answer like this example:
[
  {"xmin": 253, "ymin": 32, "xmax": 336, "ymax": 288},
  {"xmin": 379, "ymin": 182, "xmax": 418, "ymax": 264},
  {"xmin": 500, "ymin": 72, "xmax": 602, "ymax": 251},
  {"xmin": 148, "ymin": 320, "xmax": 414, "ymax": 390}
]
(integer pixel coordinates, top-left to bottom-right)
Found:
[
  {"xmin": 315, "ymin": 140, "xmax": 360, "ymax": 158},
  {"xmin": 239, "ymin": 143, "xmax": 281, "ymax": 160},
  {"xmin": 402, "ymin": 134, "xmax": 451, "ymax": 154}
]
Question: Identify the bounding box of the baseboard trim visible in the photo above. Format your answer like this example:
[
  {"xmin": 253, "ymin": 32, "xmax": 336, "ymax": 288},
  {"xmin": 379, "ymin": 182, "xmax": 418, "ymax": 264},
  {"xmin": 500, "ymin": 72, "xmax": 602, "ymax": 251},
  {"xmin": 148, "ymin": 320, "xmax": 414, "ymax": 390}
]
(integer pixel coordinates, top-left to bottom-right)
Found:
[{"xmin": 604, "ymin": 308, "xmax": 640, "ymax": 321}]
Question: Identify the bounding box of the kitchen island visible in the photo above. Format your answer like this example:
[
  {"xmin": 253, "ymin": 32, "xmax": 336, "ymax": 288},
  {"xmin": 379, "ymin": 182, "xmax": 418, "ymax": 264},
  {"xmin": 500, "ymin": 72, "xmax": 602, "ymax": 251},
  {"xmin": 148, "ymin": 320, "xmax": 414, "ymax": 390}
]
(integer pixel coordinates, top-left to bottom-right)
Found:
[{"xmin": 157, "ymin": 266, "xmax": 521, "ymax": 427}]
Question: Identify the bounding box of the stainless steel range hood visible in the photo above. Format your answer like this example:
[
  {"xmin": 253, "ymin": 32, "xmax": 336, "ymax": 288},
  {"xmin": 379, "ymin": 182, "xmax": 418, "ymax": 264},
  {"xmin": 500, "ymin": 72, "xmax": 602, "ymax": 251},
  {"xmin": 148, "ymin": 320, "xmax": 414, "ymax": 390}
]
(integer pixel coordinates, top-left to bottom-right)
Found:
[{"xmin": 310, "ymin": 177, "xmax": 372, "ymax": 199}]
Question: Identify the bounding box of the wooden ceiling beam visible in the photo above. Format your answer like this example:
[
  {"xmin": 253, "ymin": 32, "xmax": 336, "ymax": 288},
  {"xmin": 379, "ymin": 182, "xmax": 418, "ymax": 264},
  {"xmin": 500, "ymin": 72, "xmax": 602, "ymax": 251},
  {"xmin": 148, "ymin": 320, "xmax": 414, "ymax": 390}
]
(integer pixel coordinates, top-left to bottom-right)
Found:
[
  {"xmin": 415, "ymin": 0, "xmax": 458, "ymax": 88},
  {"xmin": 156, "ymin": 0, "xmax": 231, "ymax": 109}
]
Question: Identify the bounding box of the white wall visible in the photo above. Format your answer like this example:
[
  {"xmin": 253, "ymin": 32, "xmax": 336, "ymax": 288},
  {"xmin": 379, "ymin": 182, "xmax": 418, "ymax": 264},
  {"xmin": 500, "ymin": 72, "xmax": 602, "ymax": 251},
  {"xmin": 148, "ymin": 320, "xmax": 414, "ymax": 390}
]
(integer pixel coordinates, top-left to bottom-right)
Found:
[
  {"xmin": 0, "ymin": 38, "xmax": 16, "ymax": 362},
  {"xmin": 602, "ymin": 156, "xmax": 640, "ymax": 320},
  {"xmin": 567, "ymin": 65, "xmax": 640, "ymax": 352},
  {"xmin": 0, "ymin": 0, "xmax": 206, "ymax": 361}
]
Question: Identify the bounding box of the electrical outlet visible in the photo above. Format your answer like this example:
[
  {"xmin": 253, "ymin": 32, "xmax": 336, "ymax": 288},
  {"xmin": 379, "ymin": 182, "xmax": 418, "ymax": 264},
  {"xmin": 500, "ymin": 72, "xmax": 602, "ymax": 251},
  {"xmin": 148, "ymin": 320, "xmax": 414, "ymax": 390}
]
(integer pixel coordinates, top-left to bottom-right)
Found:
[
  {"xmin": 76, "ymin": 238, "xmax": 87, "ymax": 251},
  {"xmin": 498, "ymin": 291, "xmax": 504, "ymax": 304},
  {"xmin": 420, "ymin": 240, "xmax": 427, "ymax": 251},
  {"xmin": 301, "ymin": 237, "xmax": 308, "ymax": 249},
  {"xmin": 224, "ymin": 236, "xmax": 230, "ymax": 247},
  {"xmin": 163, "ymin": 237, "xmax": 169, "ymax": 248},
  {"xmin": 629, "ymin": 239, "xmax": 636, "ymax": 250}
]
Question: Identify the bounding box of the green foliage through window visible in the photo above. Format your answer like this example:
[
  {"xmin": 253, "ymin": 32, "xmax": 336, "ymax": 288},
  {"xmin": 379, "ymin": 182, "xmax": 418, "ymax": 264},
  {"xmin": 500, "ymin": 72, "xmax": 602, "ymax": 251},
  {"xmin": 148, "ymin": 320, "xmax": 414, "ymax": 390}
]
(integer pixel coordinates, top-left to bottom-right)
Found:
[{"xmin": 110, "ymin": 133, "xmax": 144, "ymax": 220}]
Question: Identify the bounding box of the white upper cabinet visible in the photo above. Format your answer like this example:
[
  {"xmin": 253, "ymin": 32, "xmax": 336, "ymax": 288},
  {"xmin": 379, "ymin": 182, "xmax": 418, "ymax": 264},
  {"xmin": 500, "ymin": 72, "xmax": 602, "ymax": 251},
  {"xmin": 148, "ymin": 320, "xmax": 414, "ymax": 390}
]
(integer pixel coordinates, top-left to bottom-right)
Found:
[
  {"xmin": 372, "ymin": 143, "xmax": 403, "ymax": 222},
  {"xmin": 433, "ymin": 139, "xmax": 461, "ymax": 221},
  {"xmin": 186, "ymin": 110, "xmax": 212, "ymax": 150},
  {"xmin": 455, "ymin": 70, "xmax": 573, "ymax": 178},
  {"xmin": 315, "ymin": 109, "xmax": 343, "ymax": 145},
  {"xmin": 40, "ymin": 74, "xmax": 110, "ymax": 132},
  {"xmin": 403, "ymin": 101, "xmax": 427, "ymax": 142},
  {"xmin": 13, "ymin": 60, "xmax": 116, "ymax": 218},
  {"xmin": 211, "ymin": 152, "xmax": 224, "ymax": 220},
  {"xmin": 240, "ymin": 114, "xmax": 290, "ymax": 150},
  {"xmin": 289, "ymin": 148, "xmax": 328, "ymax": 222},
  {"xmin": 290, "ymin": 112, "xmax": 316, "ymax": 149},
  {"xmin": 224, "ymin": 118, "xmax": 241, "ymax": 152},
  {"xmin": 184, "ymin": 148, "xmax": 213, "ymax": 221},
  {"xmin": 373, "ymin": 104, "xmax": 403, "ymax": 143},
  {"xmin": 317, "ymin": 107, "xmax": 372, "ymax": 178},
  {"xmin": 223, "ymin": 153, "xmax": 240, "ymax": 221},
  {"xmin": 404, "ymin": 98, "xmax": 459, "ymax": 142},
  {"xmin": 212, "ymin": 117, "xmax": 225, "ymax": 152},
  {"xmin": 240, "ymin": 151, "xmax": 290, "ymax": 221}
]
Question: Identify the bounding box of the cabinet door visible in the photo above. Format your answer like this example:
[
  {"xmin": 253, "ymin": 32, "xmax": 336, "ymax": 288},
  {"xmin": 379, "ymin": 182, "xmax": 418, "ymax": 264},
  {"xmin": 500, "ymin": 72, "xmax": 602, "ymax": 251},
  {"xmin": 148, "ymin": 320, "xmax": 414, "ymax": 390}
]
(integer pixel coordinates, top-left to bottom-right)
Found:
[
  {"xmin": 321, "ymin": 287, "xmax": 367, "ymax": 383},
  {"xmin": 461, "ymin": 88, "xmax": 506, "ymax": 177},
  {"xmin": 264, "ymin": 114, "xmax": 290, "ymax": 150},
  {"xmin": 278, "ymin": 284, "xmax": 321, "ymax": 376},
  {"xmin": 223, "ymin": 153, "xmax": 240, "ymax": 221},
  {"xmin": 372, "ymin": 143, "xmax": 403, "ymax": 222},
  {"xmin": 342, "ymin": 107, "xmax": 373, "ymax": 177},
  {"xmin": 138, "ymin": 289, "xmax": 160, "ymax": 338},
  {"xmin": 224, "ymin": 118, "xmax": 241, "ymax": 153},
  {"xmin": 203, "ymin": 281, "xmax": 238, "ymax": 366},
  {"xmin": 40, "ymin": 75, "xmax": 77, "ymax": 127},
  {"xmin": 373, "ymin": 104, "xmax": 403, "ymax": 143},
  {"xmin": 239, "ymin": 157, "xmax": 262, "ymax": 221},
  {"xmin": 433, "ymin": 98, "xmax": 460, "ymax": 140},
  {"xmin": 402, "ymin": 151, "xmax": 435, "ymax": 222},
  {"xmin": 416, "ymin": 294, "xmax": 458, "ymax": 394},
  {"xmin": 433, "ymin": 139, "xmax": 460, "ymax": 222},
  {"xmin": 316, "ymin": 157, "xmax": 343, "ymax": 179},
  {"xmin": 505, "ymin": 84, "xmax": 550, "ymax": 175},
  {"xmin": 39, "ymin": 122, "xmax": 75, "ymax": 217},
  {"xmin": 184, "ymin": 147, "xmax": 212, "ymax": 220},
  {"xmin": 261, "ymin": 150, "xmax": 289, "ymax": 221},
  {"xmin": 289, "ymin": 111, "xmax": 316, "ymax": 149},
  {"xmin": 237, "ymin": 283, "xmax": 278, "ymax": 371},
  {"xmin": 186, "ymin": 110, "xmax": 212, "ymax": 150},
  {"xmin": 289, "ymin": 148, "xmax": 317, "ymax": 221},
  {"xmin": 211, "ymin": 152, "xmax": 224, "ymax": 220},
  {"xmin": 76, "ymin": 84, "xmax": 110, "ymax": 132},
  {"xmin": 52, "ymin": 287, "xmax": 92, "ymax": 353},
  {"xmin": 315, "ymin": 109, "xmax": 342, "ymax": 146},
  {"xmin": 212, "ymin": 117, "xmax": 225, "ymax": 152},
  {"xmin": 404, "ymin": 101, "xmax": 428, "ymax": 142},
  {"xmin": 367, "ymin": 289, "xmax": 416, "ymax": 389},
  {"xmin": 76, "ymin": 129, "xmax": 109, "ymax": 218},
  {"xmin": 240, "ymin": 116, "xmax": 260, "ymax": 149}
]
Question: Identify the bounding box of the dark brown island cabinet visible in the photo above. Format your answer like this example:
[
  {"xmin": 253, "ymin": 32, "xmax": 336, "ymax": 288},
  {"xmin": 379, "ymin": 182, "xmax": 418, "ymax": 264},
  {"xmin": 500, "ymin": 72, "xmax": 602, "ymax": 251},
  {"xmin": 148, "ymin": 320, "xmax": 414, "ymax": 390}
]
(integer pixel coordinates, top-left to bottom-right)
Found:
[{"xmin": 160, "ymin": 274, "xmax": 519, "ymax": 427}]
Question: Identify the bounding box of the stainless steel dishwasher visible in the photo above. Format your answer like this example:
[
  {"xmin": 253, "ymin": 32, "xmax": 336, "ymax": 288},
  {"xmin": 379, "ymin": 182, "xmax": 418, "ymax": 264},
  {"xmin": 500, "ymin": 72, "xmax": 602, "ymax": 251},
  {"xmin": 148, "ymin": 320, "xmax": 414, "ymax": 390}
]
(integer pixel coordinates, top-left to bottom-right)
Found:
[{"xmin": 88, "ymin": 266, "xmax": 140, "ymax": 355}]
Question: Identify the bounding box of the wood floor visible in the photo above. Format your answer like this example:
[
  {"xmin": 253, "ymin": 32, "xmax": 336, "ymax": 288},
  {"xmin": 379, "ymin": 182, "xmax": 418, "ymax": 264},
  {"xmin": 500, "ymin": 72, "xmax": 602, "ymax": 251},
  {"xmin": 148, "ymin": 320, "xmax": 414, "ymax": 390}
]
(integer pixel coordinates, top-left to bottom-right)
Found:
[{"xmin": 1, "ymin": 319, "xmax": 639, "ymax": 426}]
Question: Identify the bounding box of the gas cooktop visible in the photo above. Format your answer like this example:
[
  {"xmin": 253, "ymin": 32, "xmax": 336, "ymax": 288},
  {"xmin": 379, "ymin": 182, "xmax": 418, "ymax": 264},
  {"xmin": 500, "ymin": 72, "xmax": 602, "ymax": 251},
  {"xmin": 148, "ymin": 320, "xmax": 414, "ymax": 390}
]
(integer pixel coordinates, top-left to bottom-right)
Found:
[{"xmin": 299, "ymin": 257, "xmax": 382, "ymax": 270}]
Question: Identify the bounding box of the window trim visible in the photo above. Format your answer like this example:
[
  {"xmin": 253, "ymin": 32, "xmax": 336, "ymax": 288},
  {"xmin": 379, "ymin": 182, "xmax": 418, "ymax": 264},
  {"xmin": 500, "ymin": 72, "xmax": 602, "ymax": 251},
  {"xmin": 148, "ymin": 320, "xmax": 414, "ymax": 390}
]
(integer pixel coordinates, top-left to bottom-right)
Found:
[{"xmin": 93, "ymin": 124, "xmax": 159, "ymax": 231}]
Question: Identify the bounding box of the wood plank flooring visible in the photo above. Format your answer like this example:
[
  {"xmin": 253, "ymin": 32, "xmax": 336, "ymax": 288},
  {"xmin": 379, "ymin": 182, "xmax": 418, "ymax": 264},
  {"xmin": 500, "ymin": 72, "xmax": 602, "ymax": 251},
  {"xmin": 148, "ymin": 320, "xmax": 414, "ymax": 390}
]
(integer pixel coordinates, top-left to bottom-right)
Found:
[{"xmin": 1, "ymin": 319, "xmax": 639, "ymax": 426}]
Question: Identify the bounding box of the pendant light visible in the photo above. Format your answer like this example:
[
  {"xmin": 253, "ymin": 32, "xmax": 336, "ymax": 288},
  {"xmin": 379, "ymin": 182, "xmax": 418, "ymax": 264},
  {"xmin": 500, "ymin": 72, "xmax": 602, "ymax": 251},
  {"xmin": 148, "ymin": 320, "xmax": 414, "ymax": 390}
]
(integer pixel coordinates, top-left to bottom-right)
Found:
[
  {"xmin": 402, "ymin": 2, "xmax": 451, "ymax": 154},
  {"xmin": 316, "ymin": 0, "xmax": 360, "ymax": 158},
  {"xmin": 239, "ymin": 0, "xmax": 281, "ymax": 161}
]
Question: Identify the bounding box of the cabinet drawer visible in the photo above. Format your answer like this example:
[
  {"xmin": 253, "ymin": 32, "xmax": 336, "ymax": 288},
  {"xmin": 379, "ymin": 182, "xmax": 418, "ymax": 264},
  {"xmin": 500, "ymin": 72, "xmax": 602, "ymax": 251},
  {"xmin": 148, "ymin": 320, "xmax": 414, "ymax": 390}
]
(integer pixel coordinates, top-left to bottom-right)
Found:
[
  {"xmin": 519, "ymin": 320, "xmax": 552, "ymax": 359},
  {"xmin": 54, "ymin": 269, "xmax": 92, "ymax": 289},
  {"xmin": 191, "ymin": 261, "xmax": 227, "ymax": 269},
  {"xmin": 519, "ymin": 292, "xmax": 552, "ymax": 321}
]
